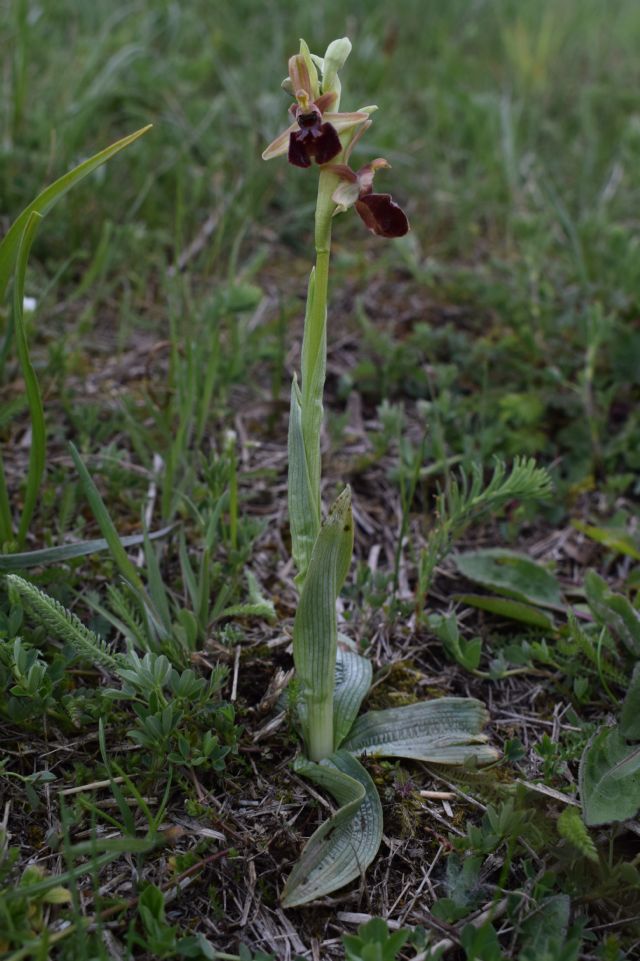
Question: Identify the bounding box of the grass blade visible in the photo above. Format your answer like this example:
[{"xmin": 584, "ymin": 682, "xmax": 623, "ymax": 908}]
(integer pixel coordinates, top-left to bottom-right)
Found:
[
  {"xmin": 68, "ymin": 443, "xmax": 146, "ymax": 595},
  {"xmin": 13, "ymin": 212, "xmax": 45, "ymax": 548},
  {"xmin": 0, "ymin": 125, "xmax": 152, "ymax": 306},
  {"xmin": 0, "ymin": 456, "xmax": 12, "ymax": 544},
  {"xmin": 0, "ymin": 523, "xmax": 174, "ymax": 571}
]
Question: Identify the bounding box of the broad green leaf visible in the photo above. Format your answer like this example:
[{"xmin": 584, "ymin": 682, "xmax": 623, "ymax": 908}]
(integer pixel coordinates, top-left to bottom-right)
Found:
[
  {"xmin": 0, "ymin": 524, "xmax": 174, "ymax": 571},
  {"xmin": 584, "ymin": 569, "xmax": 640, "ymax": 656},
  {"xmin": 0, "ymin": 125, "xmax": 152, "ymax": 305},
  {"xmin": 620, "ymin": 665, "xmax": 640, "ymax": 741},
  {"xmin": 12, "ymin": 212, "xmax": 45, "ymax": 548},
  {"xmin": 342, "ymin": 698, "xmax": 498, "ymax": 764},
  {"xmin": 343, "ymin": 917, "xmax": 410, "ymax": 961},
  {"xmin": 333, "ymin": 648, "xmax": 372, "ymax": 749},
  {"xmin": 572, "ymin": 520, "xmax": 640, "ymax": 562},
  {"xmin": 579, "ymin": 725, "xmax": 640, "ymax": 825},
  {"xmin": 294, "ymin": 486, "xmax": 353, "ymax": 761},
  {"xmin": 430, "ymin": 612, "xmax": 482, "ymax": 671},
  {"xmin": 281, "ymin": 751, "xmax": 383, "ymax": 907},
  {"xmin": 454, "ymin": 549, "xmax": 564, "ymax": 610},
  {"xmin": 288, "ymin": 373, "xmax": 319, "ymax": 586},
  {"xmin": 518, "ymin": 895, "xmax": 573, "ymax": 961},
  {"xmin": 456, "ymin": 593, "xmax": 554, "ymax": 629}
]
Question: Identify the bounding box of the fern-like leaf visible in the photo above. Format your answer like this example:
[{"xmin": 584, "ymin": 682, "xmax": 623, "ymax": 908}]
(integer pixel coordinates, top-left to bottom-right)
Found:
[
  {"xmin": 6, "ymin": 574, "xmax": 119, "ymax": 670},
  {"xmin": 419, "ymin": 457, "xmax": 552, "ymax": 595},
  {"xmin": 557, "ymin": 806, "xmax": 598, "ymax": 862}
]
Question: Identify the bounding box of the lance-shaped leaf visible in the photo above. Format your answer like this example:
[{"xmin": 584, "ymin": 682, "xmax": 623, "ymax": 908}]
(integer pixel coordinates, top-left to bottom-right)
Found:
[
  {"xmin": 579, "ymin": 725, "xmax": 640, "ymax": 826},
  {"xmin": 300, "ymin": 266, "xmax": 326, "ymax": 535},
  {"xmin": 294, "ymin": 487, "xmax": 353, "ymax": 761},
  {"xmin": 288, "ymin": 373, "xmax": 319, "ymax": 587},
  {"xmin": 584, "ymin": 569, "xmax": 640, "ymax": 656},
  {"xmin": 333, "ymin": 648, "xmax": 373, "ymax": 750},
  {"xmin": 342, "ymin": 698, "xmax": 498, "ymax": 764},
  {"xmin": 0, "ymin": 126, "xmax": 152, "ymax": 307},
  {"xmin": 281, "ymin": 751, "xmax": 382, "ymax": 907},
  {"xmin": 0, "ymin": 524, "xmax": 174, "ymax": 571}
]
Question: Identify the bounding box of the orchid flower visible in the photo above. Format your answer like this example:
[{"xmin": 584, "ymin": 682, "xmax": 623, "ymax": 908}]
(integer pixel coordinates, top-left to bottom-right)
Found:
[
  {"xmin": 329, "ymin": 126, "xmax": 409, "ymax": 237},
  {"xmin": 262, "ymin": 42, "xmax": 369, "ymax": 168}
]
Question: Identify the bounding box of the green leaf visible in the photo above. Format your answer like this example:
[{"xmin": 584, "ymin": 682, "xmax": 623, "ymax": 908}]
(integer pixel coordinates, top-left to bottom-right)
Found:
[
  {"xmin": 456, "ymin": 593, "xmax": 554, "ymax": 629},
  {"xmin": 69, "ymin": 443, "xmax": 168, "ymax": 640},
  {"xmin": 13, "ymin": 212, "xmax": 45, "ymax": 548},
  {"xmin": 69, "ymin": 443, "xmax": 146, "ymax": 594},
  {"xmin": 342, "ymin": 917, "xmax": 410, "ymax": 961},
  {"xmin": 454, "ymin": 549, "xmax": 564, "ymax": 610},
  {"xmin": 293, "ymin": 486, "xmax": 354, "ymax": 761},
  {"xmin": 572, "ymin": 520, "xmax": 640, "ymax": 562},
  {"xmin": 620, "ymin": 664, "xmax": 640, "ymax": 740},
  {"xmin": 0, "ymin": 524, "xmax": 173, "ymax": 571},
  {"xmin": 333, "ymin": 648, "xmax": 373, "ymax": 749},
  {"xmin": 556, "ymin": 807, "xmax": 598, "ymax": 862},
  {"xmin": 580, "ymin": 725, "xmax": 640, "ymax": 825},
  {"xmin": 430, "ymin": 613, "xmax": 482, "ymax": 671},
  {"xmin": 281, "ymin": 751, "xmax": 383, "ymax": 907},
  {"xmin": 518, "ymin": 895, "xmax": 575, "ymax": 961},
  {"xmin": 342, "ymin": 698, "xmax": 498, "ymax": 764},
  {"xmin": 6, "ymin": 573, "xmax": 119, "ymax": 670},
  {"xmin": 300, "ymin": 266, "xmax": 325, "ymax": 524},
  {"xmin": 0, "ymin": 125, "xmax": 152, "ymax": 306},
  {"xmin": 584, "ymin": 569, "xmax": 640, "ymax": 656},
  {"xmin": 288, "ymin": 373, "xmax": 320, "ymax": 585}
]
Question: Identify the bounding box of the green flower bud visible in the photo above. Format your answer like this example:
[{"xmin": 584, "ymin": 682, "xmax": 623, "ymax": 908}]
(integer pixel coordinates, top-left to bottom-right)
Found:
[{"xmin": 321, "ymin": 37, "xmax": 352, "ymax": 103}]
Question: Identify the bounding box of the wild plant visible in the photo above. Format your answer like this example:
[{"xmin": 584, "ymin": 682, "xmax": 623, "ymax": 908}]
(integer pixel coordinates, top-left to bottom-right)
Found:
[{"xmin": 262, "ymin": 37, "xmax": 498, "ymax": 907}]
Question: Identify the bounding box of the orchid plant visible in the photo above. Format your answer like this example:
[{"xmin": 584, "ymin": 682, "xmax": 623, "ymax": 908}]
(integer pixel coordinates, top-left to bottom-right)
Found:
[{"xmin": 263, "ymin": 38, "xmax": 497, "ymax": 908}]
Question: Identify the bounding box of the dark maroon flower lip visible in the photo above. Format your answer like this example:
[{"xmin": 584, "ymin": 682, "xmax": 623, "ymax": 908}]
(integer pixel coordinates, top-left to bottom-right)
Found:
[
  {"xmin": 355, "ymin": 193, "xmax": 409, "ymax": 238},
  {"xmin": 288, "ymin": 106, "xmax": 342, "ymax": 168},
  {"xmin": 329, "ymin": 157, "xmax": 410, "ymax": 238}
]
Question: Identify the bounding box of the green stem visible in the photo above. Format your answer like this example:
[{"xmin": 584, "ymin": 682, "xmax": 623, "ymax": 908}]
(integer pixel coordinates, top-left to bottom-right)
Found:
[
  {"xmin": 307, "ymin": 697, "xmax": 335, "ymax": 763},
  {"xmin": 292, "ymin": 169, "xmax": 341, "ymax": 759},
  {"xmin": 299, "ymin": 169, "xmax": 337, "ymax": 526}
]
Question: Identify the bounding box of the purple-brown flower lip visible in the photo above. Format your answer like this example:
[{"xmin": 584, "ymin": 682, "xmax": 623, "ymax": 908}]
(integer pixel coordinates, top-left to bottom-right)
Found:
[
  {"xmin": 329, "ymin": 158, "xmax": 410, "ymax": 238},
  {"xmin": 286, "ymin": 92, "xmax": 342, "ymax": 167}
]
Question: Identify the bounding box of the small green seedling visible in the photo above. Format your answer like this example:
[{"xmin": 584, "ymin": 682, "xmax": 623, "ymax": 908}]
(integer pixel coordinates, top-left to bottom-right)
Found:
[{"xmin": 262, "ymin": 37, "xmax": 498, "ymax": 907}]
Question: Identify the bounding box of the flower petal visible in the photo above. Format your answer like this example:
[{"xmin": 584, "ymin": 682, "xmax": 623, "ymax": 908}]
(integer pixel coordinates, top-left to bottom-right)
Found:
[
  {"xmin": 315, "ymin": 91, "xmax": 337, "ymax": 114},
  {"xmin": 332, "ymin": 180, "xmax": 360, "ymax": 212},
  {"xmin": 355, "ymin": 193, "xmax": 409, "ymax": 238},
  {"xmin": 325, "ymin": 110, "xmax": 370, "ymax": 132},
  {"xmin": 288, "ymin": 132, "xmax": 312, "ymax": 168},
  {"xmin": 262, "ymin": 122, "xmax": 298, "ymax": 160},
  {"xmin": 312, "ymin": 123, "xmax": 342, "ymax": 164},
  {"xmin": 357, "ymin": 158, "xmax": 391, "ymax": 194}
]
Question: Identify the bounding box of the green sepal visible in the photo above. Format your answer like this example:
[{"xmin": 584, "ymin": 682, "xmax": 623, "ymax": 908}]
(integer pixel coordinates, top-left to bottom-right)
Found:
[{"xmin": 281, "ymin": 751, "xmax": 382, "ymax": 907}]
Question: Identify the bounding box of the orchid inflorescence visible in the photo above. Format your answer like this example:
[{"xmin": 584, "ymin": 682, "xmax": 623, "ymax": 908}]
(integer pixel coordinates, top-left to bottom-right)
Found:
[
  {"xmin": 262, "ymin": 37, "xmax": 496, "ymax": 909},
  {"xmin": 263, "ymin": 38, "xmax": 409, "ymax": 239}
]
